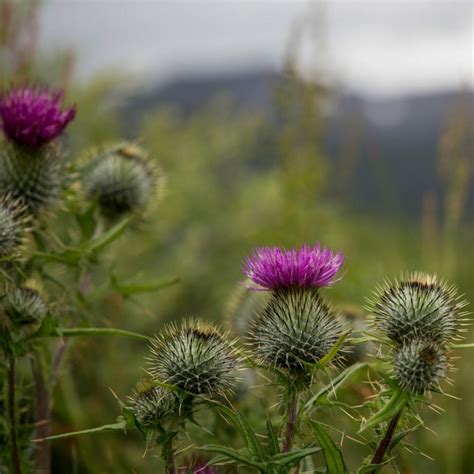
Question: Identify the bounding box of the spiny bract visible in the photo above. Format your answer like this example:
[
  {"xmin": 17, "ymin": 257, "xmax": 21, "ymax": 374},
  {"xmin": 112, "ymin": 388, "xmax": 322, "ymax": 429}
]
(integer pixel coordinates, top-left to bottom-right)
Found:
[
  {"xmin": 0, "ymin": 195, "xmax": 30, "ymax": 259},
  {"xmin": 2, "ymin": 286, "xmax": 48, "ymax": 326},
  {"xmin": 148, "ymin": 320, "xmax": 238, "ymax": 396},
  {"xmin": 128, "ymin": 380, "xmax": 176, "ymax": 428},
  {"xmin": 85, "ymin": 143, "xmax": 161, "ymax": 218},
  {"xmin": 249, "ymin": 287, "xmax": 343, "ymax": 373},
  {"xmin": 0, "ymin": 143, "xmax": 68, "ymax": 213},
  {"xmin": 393, "ymin": 339, "xmax": 449, "ymax": 394},
  {"xmin": 371, "ymin": 273, "xmax": 465, "ymax": 345}
]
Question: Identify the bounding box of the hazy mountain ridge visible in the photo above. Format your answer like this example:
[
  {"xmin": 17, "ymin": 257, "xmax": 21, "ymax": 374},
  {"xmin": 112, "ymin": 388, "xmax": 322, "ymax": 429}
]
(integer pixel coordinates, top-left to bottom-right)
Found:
[{"xmin": 119, "ymin": 70, "xmax": 474, "ymax": 218}]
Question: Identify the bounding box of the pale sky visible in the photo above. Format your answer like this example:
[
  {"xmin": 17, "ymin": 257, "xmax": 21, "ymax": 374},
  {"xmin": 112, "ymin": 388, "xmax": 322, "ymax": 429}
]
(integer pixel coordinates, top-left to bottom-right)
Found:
[{"xmin": 39, "ymin": 0, "xmax": 473, "ymax": 97}]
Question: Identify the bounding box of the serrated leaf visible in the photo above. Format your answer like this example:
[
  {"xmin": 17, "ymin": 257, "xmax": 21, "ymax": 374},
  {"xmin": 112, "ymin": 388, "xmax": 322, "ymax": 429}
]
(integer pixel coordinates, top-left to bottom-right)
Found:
[
  {"xmin": 37, "ymin": 420, "xmax": 129, "ymax": 442},
  {"xmin": 305, "ymin": 362, "xmax": 367, "ymax": 409},
  {"xmin": 266, "ymin": 419, "xmax": 280, "ymax": 456},
  {"xmin": 269, "ymin": 446, "xmax": 321, "ymax": 467},
  {"xmin": 360, "ymin": 389, "xmax": 409, "ymax": 432},
  {"xmin": 111, "ymin": 275, "xmax": 180, "ymax": 297},
  {"xmin": 310, "ymin": 421, "xmax": 347, "ymax": 474},
  {"xmin": 200, "ymin": 445, "xmax": 264, "ymax": 469},
  {"xmin": 207, "ymin": 401, "xmax": 265, "ymax": 461},
  {"xmin": 316, "ymin": 331, "xmax": 350, "ymax": 369}
]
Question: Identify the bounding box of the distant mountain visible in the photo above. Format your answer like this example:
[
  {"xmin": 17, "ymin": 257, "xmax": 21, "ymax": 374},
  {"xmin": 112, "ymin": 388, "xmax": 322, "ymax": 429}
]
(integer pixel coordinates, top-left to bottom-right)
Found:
[{"xmin": 118, "ymin": 70, "xmax": 474, "ymax": 219}]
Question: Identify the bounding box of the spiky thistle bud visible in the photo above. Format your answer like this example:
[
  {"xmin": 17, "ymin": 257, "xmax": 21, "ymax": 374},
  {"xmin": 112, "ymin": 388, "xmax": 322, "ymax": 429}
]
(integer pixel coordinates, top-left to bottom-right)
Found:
[
  {"xmin": 0, "ymin": 195, "xmax": 31, "ymax": 260},
  {"xmin": 393, "ymin": 340, "xmax": 449, "ymax": 394},
  {"xmin": 371, "ymin": 273, "xmax": 466, "ymax": 345},
  {"xmin": 0, "ymin": 142, "xmax": 70, "ymax": 214},
  {"xmin": 128, "ymin": 379, "xmax": 176, "ymax": 428},
  {"xmin": 84, "ymin": 143, "xmax": 162, "ymax": 219},
  {"xmin": 2, "ymin": 286, "xmax": 47, "ymax": 326},
  {"xmin": 249, "ymin": 287, "xmax": 343, "ymax": 373},
  {"xmin": 148, "ymin": 320, "xmax": 238, "ymax": 397}
]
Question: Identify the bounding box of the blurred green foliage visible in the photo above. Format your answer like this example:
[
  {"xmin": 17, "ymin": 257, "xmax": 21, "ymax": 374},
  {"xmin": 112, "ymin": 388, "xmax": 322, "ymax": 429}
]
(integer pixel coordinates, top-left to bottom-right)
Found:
[{"xmin": 1, "ymin": 1, "xmax": 473, "ymax": 472}]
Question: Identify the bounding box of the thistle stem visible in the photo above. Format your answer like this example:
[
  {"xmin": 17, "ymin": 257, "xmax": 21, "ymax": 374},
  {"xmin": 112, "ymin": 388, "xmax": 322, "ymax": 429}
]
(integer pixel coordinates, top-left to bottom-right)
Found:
[
  {"xmin": 7, "ymin": 355, "xmax": 22, "ymax": 474},
  {"xmin": 161, "ymin": 435, "xmax": 176, "ymax": 474},
  {"xmin": 370, "ymin": 410, "xmax": 402, "ymax": 468},
  {"xmin": 31, "ymin": 351, "xmax": 52, "ymax": 473},
  {"xmin": 282, "ymin": 393, "xmax": 298, "ymax": 452}
]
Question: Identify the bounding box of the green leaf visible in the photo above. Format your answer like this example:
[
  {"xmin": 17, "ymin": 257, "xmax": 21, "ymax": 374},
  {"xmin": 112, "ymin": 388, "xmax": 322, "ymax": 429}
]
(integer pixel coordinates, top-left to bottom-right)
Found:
[
  {"xmin": 31, "ymin": 326, "xmax": 148, "ymax": 341},
  {"xmin": 36, "ymin": 420, "xmax": 129, "ymax": 442},
  {"xmin": 31, "ymin": 313, "xmax": 59, "ymax": 338},
  {"xmin": 310, "ymin": 421, "xmax": 347, "ymax": 474},
  {"xmin": 269, "ymin": 446, "xmax": 321, "ymax": 468},
  {"xmin": 111, "ymin": 275, "xmax": 180, "ymax": 297},
  {"xmin": 266, "ymin": 419, "xmax": 280, "ymax": 456},
  {"xmin": 360, "ymin": 389, "xmax": 409, "ymax": 432},
  {"xmin": 315, "ymin": 331, "xmax": 350, "ymax": 369},
  {"xmin": 200, "ymin": 445, "xmax": 264, "ymax": 469},
  {"xmin": 305, "ymin": 362, "xmax": 367, "ymax": 409},
  {"xmin": 81, "ymin": 217, "xmax": 129, "ymax": 254},
  {"xmin": 207, "ymin": 401, "xmax": 265, "ymax": 461},
  {"xmin": 75, "ymin": 202, "xmax": 98, "ymax": 240}
]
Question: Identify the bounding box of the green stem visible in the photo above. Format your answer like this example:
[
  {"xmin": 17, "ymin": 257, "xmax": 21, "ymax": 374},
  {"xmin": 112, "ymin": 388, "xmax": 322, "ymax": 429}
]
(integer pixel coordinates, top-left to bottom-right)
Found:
[
  {"xmin": 161, "ymin": 434, "xmax": 177, "ymax": 474},
  {"xmin": 8, "ymin": 356, "xmax": 22, "ymax": 474}
]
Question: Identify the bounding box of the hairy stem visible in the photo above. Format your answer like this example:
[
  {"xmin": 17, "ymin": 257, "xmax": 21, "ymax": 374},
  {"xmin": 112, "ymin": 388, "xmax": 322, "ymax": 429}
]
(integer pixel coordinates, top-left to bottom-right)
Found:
[
  {"xmin": 370, "ymin": 410, "xmax": 403, "ymax": 468},
  {"xmin": 8, "ymin": 355, "xmax": 22, "ymax": 474},
  {"xmin": 32, "ymin": 350, "xmax": 51, "ymax": 473},
  {"xmin": 282, "ymin": 393, "xmax": 299, "ymax": 452}
]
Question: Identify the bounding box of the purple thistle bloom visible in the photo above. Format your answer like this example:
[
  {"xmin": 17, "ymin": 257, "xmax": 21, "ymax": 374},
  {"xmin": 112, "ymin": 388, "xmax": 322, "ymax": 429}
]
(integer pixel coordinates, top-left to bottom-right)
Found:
[
  {"xmin": 0, "ymin": 86, "xmax": 76, "ymax": 148},
  {"xmin": 243, "ymin": 244, "xmax": 344, "ymax": 290}
]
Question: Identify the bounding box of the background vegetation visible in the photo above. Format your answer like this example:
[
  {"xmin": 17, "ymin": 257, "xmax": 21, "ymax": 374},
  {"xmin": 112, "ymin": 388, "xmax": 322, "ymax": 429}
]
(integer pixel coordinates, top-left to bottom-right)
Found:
[{"xmin": 0, "ymin": 1, "xmax": 472, "ymax": 472}]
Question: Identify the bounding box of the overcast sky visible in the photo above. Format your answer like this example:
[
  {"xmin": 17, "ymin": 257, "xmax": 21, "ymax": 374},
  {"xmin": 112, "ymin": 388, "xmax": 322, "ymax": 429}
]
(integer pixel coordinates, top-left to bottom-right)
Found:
[{"xmin": 39, "ymin": 0, "xmax": 473, "ymax": 97}]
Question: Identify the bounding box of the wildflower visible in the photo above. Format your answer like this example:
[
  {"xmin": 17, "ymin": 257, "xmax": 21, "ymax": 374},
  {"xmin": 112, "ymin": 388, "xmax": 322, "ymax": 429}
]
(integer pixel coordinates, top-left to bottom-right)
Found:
[
  {"xmin": 249, "ymin": 287, "xmax": 343, "ymax": 373},
  {"xmin": 371, "ymin": 273, "xmax": 465, "ymax": 345},
  {"xmin": 393, "ymin": 339, "xmax": 448, "ymax": 394},
  {"xmin": 85, "ymin": 143, "xmax": 162, "ymax": 219},
  {"xmin": 2, "ymin": 286, "xmax": 47, "ymax": 326},
  {"xmin": 0, "ymin": 86, "xmax": 75, "ymax": 149},
  {"xmin": 242, "ymin": 244, "xmax": 344, "ymax": 290},
  {"xmin": 128, "ymin": 379, "xmax": 176, "ymax": 428},
  {"xmin": 148, "ymin": 320, "xmax": 238, "ymax": 397}
]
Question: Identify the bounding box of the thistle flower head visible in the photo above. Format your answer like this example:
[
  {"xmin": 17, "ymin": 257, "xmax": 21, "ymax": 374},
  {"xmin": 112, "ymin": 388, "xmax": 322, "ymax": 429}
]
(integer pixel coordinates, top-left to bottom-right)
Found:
[
  {"xmin": 0, "ymin": 195, "xmax": 30, "ymax": 259},
  {"xmin": 128, "ymin": 379, "xmax": 176, "ymax": 428},
  {"xmin": 249, "ymin": 287, "xmax": 343, "ymax": 374},
  {"xmin": 393, "ymin": 339, "xmax": 449, "ymax": 394},
  {"xmin": 148, "ymin": 320, "xmax": 238, "ymax": 397},
  {"xmin": 85, "ymin": 143, "xmax": 162, "ymax": 218},
  {"xmin": 0, "ymin": 86, "xmax": 75, "ymax": 149},
  {"xmin": 2, "ymin": 286, "xmax": 47, "ymax": 326},
  {"xmin": 371, "ymin": 273, "xmax": 466, "ymax": 345},
  {"xmin": 242, "ymin": 244, "xmax": 344, "ymax": 290}
]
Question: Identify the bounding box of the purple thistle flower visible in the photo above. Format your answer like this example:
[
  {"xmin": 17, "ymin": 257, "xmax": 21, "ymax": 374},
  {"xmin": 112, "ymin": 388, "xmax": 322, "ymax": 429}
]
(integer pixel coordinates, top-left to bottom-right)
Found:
[
  {"xmin": 243, "ymin": 244, "xmax": 344, "ymax": 290},
  {"xmin": 0, "ymin": 86, "xmax": 76, "ymax": 149}
]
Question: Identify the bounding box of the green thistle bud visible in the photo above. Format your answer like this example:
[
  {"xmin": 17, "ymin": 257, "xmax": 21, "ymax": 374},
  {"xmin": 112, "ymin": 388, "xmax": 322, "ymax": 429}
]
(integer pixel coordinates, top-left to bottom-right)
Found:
[
  {"xmin": 0, "ymin": 195, "xmax": 31, "ymax": 260},
  {"xmin": 371, "ymin": 273, "xmax": 466, "ymax": 345},
  {"xmin": 148, "ymin": 320, "xmax": 238, "ymax": 397},
  {"xmin": 249, "ymin": 287, "xmax": 343, "ymax": 374},
  {"xmin": 0, "ymin": 142, "xmax": 68, "ymax": 214},
  {"xmin": 85, "ymin": 143, "xmax": 162, "ymax": 219},
  {"xmin": 128, "ymin": 379, "xmax": 176, "ymax": 428},
  {"xmin": 393, "ymin": 340, "xmax": 448, "ymax": 394},
  {"xmin": 2, "ymin": 286, "xmax": 47, "ymax": 326}
]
